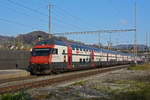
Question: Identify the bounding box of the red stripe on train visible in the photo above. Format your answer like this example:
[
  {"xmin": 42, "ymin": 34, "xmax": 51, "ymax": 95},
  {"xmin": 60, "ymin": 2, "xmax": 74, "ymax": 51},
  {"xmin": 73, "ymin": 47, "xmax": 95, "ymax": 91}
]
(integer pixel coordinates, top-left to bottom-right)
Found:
[
  {"xmin": 91, "ymin": 51, "xmax": 95, "ymax": 67},
  {"xmin": 107, "ymin": 53, "xmax": 109, "ymax": 64},
  {"xmin": 67, "ymin": 46, "xmax": 72, "ymax": 69},
  {"xmin": 34, "ymin": 45, "xmax": 54, "ymax": 48}
]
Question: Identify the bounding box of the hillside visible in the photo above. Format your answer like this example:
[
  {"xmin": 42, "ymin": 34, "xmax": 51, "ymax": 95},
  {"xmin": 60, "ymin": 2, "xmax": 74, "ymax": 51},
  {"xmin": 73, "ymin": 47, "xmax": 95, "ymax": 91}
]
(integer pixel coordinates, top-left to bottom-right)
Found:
[
  {"xmin": 0, "ymin": 31, "xmax": 70, "ymax": 50},
  {"xmin": 0, "ymin": 31, "xmax": 149, "ymax": 51},
  {"xmin": 16, "ymin": 31, "xmax": 51, "ymax": 45},
  {"xmin": 0, "ymin": 35, "xmax": 14, "ymax": 44}
]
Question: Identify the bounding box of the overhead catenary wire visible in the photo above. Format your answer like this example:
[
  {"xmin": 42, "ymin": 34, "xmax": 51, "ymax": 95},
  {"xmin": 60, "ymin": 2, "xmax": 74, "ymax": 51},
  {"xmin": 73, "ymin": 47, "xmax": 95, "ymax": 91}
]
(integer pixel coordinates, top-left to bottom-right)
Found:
[
  {"xmin": 30, "ymin": 3, "xmax": 99, "ymax": 30},
  {"xmin": 0, "ymin": 3, "xmax": 48, "ymax": 24},
  {"xmin": 4, "ymin": 0, "xmax": 136, "ymax": 48},
  {"xmin": 54, "ymin": 29, "xmax": 135, "ymax": 36},
  {"xmin": 56, "ymin": 6, "xmax": 134, "ymax": 30},
  {"xmin": 7, "ymin": 0, "xmax": 48, "ymax": 17},
  {"xmin": 52, "ymin": 7, "xmax": 91, "ymax": 30},
  {"xmin": 0, "ymin": 17, "xmax": 33, "ymax": 28},
  {"xmin": 52, "ymin": 12, "xmax": 84, "ymax": 30},
  {"xmin": 7, "ymin": 0, "xmax": 85, "ymax": 31},
  {"xmin": 54, "ymin": 7, "xmax": 99, "ymax": 29},
  {"xmin": 6, "ymin": 0, "xmax": 134, "ymax": 33},
  {"xmin": 4, "ymin": 2, "xmax": 80, "ymax": 31},
  {"xmin": 40, "ymin": 5, "xmax": 133, "ymax": 30}
]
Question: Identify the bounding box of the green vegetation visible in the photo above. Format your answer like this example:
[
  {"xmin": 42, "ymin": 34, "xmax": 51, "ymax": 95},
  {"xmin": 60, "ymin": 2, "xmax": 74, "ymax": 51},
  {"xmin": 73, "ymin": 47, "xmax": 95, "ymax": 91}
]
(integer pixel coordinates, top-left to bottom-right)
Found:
[
  {"xmin": 78, "ymin": 98, "xmax": 105, "ymax": 100},
  {"xmin": 109, "ymin": 82, "xmax": 150, "ymax": 100},
  {"xmin": 0, "ymin": 91, "xmax": 32, "ymax": 100},
  {"xmin": 128, "ymin": 64, "xmax": 150, "ymax": 70},
  {"xmin": 73, "ymin": 80, "xmax": 86, "ymax": 86},
  {"xmin": 117, "ymin": 80, "xmax": 131, "ymax": 84},
  {"xmin": 95, "ymin": 78, "xmax": 150, "ymax": 100},
  {"xmin": 34, "ymin": 93, "xmax": 64, "ymax": 100}
]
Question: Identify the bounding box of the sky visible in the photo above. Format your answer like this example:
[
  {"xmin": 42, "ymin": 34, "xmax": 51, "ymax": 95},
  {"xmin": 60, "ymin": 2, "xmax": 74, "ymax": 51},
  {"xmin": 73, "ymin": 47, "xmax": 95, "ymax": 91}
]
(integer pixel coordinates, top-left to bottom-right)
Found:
[{"xmin": 0, "ymin": 0, "xmax": 149, "ymax": 46}]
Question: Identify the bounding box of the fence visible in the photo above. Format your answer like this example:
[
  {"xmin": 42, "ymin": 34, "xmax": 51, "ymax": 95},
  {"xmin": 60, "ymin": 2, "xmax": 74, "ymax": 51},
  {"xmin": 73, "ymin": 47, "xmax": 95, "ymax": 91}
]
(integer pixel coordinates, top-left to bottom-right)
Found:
[{"xmin": 0, "ymin": 50, "xmax": 30, "ymax": 69}]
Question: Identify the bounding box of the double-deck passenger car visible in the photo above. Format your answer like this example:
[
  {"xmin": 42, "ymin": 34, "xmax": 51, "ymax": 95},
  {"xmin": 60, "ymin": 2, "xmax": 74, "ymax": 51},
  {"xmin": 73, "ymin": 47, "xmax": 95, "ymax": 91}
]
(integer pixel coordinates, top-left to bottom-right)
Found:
[{"xmin": 29, "ymin": 39, "xmax": 142, "ymax": 74}]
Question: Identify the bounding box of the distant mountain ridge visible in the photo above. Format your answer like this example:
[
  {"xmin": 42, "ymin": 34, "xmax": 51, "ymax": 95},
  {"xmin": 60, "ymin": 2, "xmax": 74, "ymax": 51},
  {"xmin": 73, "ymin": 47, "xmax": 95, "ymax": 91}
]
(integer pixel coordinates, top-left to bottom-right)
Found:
[
  {"xmin": 112, "ymin": 44, "xmax": 149, "ymax": 51},
  {"xmin": 16, "ymin": 31, "xmax": 51, "ymax": 44},
  {"xmin": 0, "ymin": 31, "xmax": 69, "ymax": 46},
  {"xmin": 0, "ymin": 31, "xmax": 149, "ymax": 51},
  {"xmin": 0, "ymin": 35, "xmax": 15, "ymax": 44}
]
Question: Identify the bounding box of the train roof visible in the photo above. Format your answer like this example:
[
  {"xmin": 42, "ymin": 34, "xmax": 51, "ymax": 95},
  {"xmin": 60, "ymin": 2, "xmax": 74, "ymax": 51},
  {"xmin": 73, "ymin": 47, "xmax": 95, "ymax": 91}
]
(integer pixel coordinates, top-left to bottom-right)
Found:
[{"xmin": 35, "ymin": 39, "xmax": 133, "ymax": 56}]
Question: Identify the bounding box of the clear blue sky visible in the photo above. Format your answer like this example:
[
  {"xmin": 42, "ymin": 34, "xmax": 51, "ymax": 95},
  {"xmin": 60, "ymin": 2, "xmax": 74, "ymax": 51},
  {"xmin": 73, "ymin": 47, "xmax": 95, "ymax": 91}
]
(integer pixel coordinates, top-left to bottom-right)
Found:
[{"xmin": 0, "ymin": 0, "xmax": 149, "ymax": 46}]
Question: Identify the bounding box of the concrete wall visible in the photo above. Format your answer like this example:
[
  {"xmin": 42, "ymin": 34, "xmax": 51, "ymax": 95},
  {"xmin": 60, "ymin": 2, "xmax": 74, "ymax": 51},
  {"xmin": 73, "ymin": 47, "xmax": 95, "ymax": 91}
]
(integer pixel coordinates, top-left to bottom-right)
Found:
[{"xmin": 0, "ymin": 50, "xmax": 30, "ymax": 69}]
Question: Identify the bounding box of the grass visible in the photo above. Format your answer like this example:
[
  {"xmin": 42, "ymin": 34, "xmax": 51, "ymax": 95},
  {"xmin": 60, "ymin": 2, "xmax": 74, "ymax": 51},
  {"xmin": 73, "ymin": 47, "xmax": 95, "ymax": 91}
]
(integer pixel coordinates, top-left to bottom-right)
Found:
[
  {"xmin": 128, "ymin": 64, "xmax": 150, "ymax": 70},
  {"xmin": 92, "ymin": 81, "xmax": 150, "ymax": 100},
  {"xmin": 117, "ymin": 80, "xmax": 131, "ymax": 84},
  {"xmin": 110, "ymin": 83, "xmax": 150, "ymax": 100},
  {"xmin": 73, "ymin": 80, "xmax": 86, "ymax": 86},
  {"xmin": 0, "ymin": 91, "xmax": 32, "ymax": 100}
]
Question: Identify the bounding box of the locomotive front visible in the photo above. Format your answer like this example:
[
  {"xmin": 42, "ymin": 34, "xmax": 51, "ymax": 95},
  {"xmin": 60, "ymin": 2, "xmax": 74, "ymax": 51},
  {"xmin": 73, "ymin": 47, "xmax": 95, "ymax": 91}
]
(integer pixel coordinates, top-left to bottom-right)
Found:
[{"xmin": 29, "ymin": 40, "xmax": 56, "ymax": 74}]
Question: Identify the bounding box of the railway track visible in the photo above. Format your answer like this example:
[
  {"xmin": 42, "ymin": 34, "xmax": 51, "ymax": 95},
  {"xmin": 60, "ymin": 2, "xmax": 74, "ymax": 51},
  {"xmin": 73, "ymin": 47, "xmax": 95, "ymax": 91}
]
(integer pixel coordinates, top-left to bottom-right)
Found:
[
  {"xmin": 0, "ymin": 76, "xmax": 37, "ymax": 84},
  {"xmin": 0, "ymin": 65, "xmax": 129, "ymax": 94}
]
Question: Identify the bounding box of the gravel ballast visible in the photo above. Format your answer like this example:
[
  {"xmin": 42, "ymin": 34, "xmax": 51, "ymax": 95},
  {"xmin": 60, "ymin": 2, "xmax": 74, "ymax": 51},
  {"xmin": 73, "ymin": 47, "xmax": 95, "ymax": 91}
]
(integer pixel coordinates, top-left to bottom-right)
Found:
[{"xmin": 28, "ymin": 67, "xmax": 150, "ymax": 100}]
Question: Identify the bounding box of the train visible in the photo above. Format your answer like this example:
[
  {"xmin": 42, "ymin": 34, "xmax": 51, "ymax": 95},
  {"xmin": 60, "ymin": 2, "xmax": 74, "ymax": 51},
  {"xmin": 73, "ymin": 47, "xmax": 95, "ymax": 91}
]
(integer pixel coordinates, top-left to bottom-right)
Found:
[{"xmin": 29, "ymin": 39, "xmax": 144, "ymax": 74}]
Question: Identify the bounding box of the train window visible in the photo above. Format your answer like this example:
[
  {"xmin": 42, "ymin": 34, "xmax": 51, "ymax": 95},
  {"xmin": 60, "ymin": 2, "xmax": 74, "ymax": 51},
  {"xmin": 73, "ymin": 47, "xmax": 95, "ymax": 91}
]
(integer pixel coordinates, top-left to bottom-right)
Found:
[
  {"xmin": 53, "ymin": 49, "xmax": 58, "ymax": 54},
  {"xmin": 80, "ymin": 58, "xmax": 82, "ymax": 63},
  {"xmin": 89, "ymin": 58, "xmax": 91, "ymax": 62},
  {"xmin": 63, "ymin": 50, "xmax": 65, "ymax": 54},
  {"xmin": 83, "ymin": 59, "xmax": 85, "ymax": 63},
  {"xmin": 32, "ymin": 48, "xmax": 50, "ymax": 56},
  {"xmin": 56, "ymin": 49, "xmax": 58, "ymax": 54},
  {"xmin": 64, "ymin": 56, "xmax": 66, "ymax": 62},
  {"xmin": 86, "ymin": 58, "xmax": 88, "ymax": 60},
  {"xmin": 86, "ymin": 58, "xmax": 88, "ymax": 62}
]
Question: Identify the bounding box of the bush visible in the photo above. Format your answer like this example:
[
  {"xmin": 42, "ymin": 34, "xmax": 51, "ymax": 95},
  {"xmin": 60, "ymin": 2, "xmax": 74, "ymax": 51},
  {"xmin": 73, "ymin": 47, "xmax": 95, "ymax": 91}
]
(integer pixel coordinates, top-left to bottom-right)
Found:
[
  {"xmin": 0, "ymin": 91, "xmax": 32, "ymax": 100},
  {"xmin": 128, "ymin": 64, "xmax": 150, "ymax": 70},
  {"xmin": 73, "ymin": 81, "xmax": 85, "ymax": 86},
  {"xmin": 128, "ymin": 64, "xmax": 136, "ymax": 70}
]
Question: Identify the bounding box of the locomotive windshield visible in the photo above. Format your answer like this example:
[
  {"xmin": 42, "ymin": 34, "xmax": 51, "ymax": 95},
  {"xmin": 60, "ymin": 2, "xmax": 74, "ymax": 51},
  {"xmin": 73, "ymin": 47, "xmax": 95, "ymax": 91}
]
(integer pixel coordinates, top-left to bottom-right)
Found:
[
  {"xmin": 32, "ymin": 48, "xmax": 58, "ymax": 56},
  {"xmin": 32, "ymin": 48, "xmax": 51, "ymax": 56}
]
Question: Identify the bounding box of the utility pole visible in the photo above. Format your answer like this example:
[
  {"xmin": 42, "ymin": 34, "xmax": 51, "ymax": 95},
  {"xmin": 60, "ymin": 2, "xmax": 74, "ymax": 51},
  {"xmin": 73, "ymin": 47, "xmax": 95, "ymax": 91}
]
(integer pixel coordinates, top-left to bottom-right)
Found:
[
  {"xmin": 48, "ymin": 4, "xmax": 51, "ymax": 38},
  {"xmin": 146, "ymin": 32, "xmax": 148, "ymax": 52},
  {"xmin": 146, "ymin": 32, "xmax": 148, "ymax": 62},
  {"xmin": 107, "ymin": 33, "xmax": 112, "ymax": 50},
  {"xmin": 109, "ymin": 33, "xmax": 112, "ymax": 50},
  {"xmin": 98, "ymin": 32, "xmax": 101, "ymax": 48},
  {"xmin": 134, "ymin": 1, "xmax": 137, "ymax": 64}
]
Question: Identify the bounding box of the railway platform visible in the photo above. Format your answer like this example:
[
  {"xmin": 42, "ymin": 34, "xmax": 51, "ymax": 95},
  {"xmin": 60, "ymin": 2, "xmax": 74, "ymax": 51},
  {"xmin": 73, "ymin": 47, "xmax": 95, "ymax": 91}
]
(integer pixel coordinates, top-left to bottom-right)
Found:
[{"xmin": 0, "ymin": 69, "xmax": 30, "ymax": 80}]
